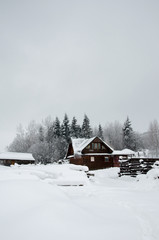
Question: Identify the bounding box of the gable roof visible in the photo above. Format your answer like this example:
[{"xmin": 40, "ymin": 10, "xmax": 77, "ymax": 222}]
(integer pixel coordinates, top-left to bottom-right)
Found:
[
  {"xmin": 71, "ymin": 136, "xmax": 113, "ymax": 155},
  {"xmin": 0, "ymin": 152, "xmax": 35, "ymax": 161}
]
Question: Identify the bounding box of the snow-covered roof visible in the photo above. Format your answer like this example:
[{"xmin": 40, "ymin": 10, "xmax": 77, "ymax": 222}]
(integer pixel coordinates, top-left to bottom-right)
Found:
[
  {"xmin": 84, "ymin": 153, "xmax": 112, "ymax": 156},
  {"xmin": 0, "ymin": 152, "xmax": 35, "ymax": 161},
  {"xmin": 71, "ymin": 137, "xmax": 113, "ymax": 155},
  {"xmin": 113, "ymin": 149, "xmax": 135, "ymax": 156},
  {"xmin": 71, "ymin": 137, "xmax": 95, "ymax": 154}
]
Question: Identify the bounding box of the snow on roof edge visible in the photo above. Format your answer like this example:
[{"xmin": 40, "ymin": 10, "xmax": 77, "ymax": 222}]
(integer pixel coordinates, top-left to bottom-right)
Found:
[
  {"xmin": 97, "ymin": 136, "xmax": 114, "ymax": 152},
  {"xmin": 0, "ymin": 152, "xmax": 35, "ymax": 161}
]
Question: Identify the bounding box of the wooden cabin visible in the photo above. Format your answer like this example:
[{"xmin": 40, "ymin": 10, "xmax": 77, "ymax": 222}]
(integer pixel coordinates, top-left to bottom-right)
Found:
[
  {"xmin": 66, "ymin": 136, "xmax": 120, "ymax": 170},
  {"xmin": 0, "ymin": 152, "xmax": 35, "ymax": 166}
]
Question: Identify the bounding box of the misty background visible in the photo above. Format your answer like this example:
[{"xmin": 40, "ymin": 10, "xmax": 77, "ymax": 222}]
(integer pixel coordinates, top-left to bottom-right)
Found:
[{"xmin": 0, "ymin": 0, "xmax": 159, "ymax": 151}]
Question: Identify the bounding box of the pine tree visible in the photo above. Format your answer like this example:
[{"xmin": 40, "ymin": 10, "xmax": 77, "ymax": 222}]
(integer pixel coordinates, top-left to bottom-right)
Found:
[
  {"xmin": 53, "ymin": 117, "xmax": 61, "ymax": 138},
  {"xmin": 97, "ymin": 124, "xmax": 104, "ymax": 140},
  {"xmin": 61, "ymin": 114, "xmax": 70, "ymax": 143},
  {"xmin": 70, "ymin": 117, "xmax": 79, "ymax": 138},
  {"xmin": 76, "ymin": 124, "xmax": 82, "ymax": 138},
  {"xmin": 81, "ymin": 114, "xmax": 92, "ymax": 138},
  {"xmin": 122, "ymin": 117, "xmax": 136, "ymax": 150}
]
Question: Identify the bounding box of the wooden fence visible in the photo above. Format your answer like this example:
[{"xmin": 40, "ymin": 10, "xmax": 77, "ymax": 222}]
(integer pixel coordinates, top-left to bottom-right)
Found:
[{"xmin": 119, "ymin": 157, "xmax": 159, "ymax": 177}]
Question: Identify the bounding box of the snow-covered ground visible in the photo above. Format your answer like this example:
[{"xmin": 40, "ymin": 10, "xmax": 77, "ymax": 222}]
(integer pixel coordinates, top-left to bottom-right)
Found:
[{"xmin": 0, "ymin": 164, "xmax": 159, "ymax": 240}]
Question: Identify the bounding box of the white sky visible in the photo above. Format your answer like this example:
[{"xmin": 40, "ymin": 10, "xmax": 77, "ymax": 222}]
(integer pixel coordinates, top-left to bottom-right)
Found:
[{"xmin": 0, "ymin": 0, "xmax": 159, "ymax": 151}]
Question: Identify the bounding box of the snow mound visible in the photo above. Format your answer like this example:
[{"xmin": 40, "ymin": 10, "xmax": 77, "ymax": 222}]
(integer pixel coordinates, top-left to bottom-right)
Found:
[
  {"xmin": 0, "ymin": 164, "xmax": 89, "ymax": 186},
  {"xmin": 90, "ymin": 167, "xmax": 120, "ymax": 179},
  {"xmin": 69, "ymin": 164, "xmax": 89, "ymax": 172},
  {"xmin": 145, "ymin": 161, "xmax": 159, "ymax": 180},
  {"xmin": 147, "ymin": 168, "xmax": 159, "ymax": 180}
]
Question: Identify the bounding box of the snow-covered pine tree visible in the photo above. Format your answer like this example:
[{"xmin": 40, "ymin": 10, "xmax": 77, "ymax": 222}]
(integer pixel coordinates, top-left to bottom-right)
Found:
[
  {"xmin": 53, "ymin": 117, "xmax": 61, "ymax": 138},
  {"xmin": 122, "ymin": 117, "xmax": 136, "ymax": 150},
  {"xmin": 97, "ymin": 124, "xmax": 104, "ymax": 140},
  {"xmin": 61, "ymin": 114, "xmax": 70, "ymax": 143},
  {"xmin": 76, "ymin": 124, "xmax": 82, "ymax": 138},
  {"xmin": 81, "ymin": 114, "xmax": 92, "ymax": 138},
  {"xmin": 70, "ymin": 116, "xmax": 79, "ymax": 138}
]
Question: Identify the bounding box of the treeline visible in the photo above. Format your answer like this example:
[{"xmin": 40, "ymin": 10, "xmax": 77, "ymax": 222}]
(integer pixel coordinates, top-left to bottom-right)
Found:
[
  {"xmin": 8, "ymin": 114, "xmax": 94, "ymax": 164},
  {"xmin": 8, "ymin": 114, "xmax": 159, "ymax": 163}
]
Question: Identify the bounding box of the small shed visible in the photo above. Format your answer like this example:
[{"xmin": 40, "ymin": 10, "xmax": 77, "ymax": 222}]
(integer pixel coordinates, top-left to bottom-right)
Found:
[
  {"xmin": 113, "ymin": 149, "xmax": 135, "ymax": 160},
  {"xmin": 0, "ymin": 152, "xmax": 35, "ymax": 166}
]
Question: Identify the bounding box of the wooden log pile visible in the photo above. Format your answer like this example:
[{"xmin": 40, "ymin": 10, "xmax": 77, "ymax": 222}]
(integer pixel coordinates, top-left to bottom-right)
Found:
[{"xmin": 119, "ymin": 157, "xmax": 159, "ymax": 177}]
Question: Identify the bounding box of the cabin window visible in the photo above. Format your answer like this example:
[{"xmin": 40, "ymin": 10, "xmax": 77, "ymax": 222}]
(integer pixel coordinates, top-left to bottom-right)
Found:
[
  {"xmin": 98, "ymin": 143, "xmax": 101, "ymax": 149},
  {"xmin": 92, "ymin": 143, "xmax": 100, "ymax": 149},
  {"xmin": 102, "ymin": 145, "xmax": 106, "ymax": 150},
  {"xmin": 90, "ymin": 157, "xmax": 95, "ymax": 162},
  {"xmin": 94, "ymin": 143, "xmax": 98, "ymax": 149},
  {"xmin": 86, "ymin": 144, "xmax": 90, "ymax": 149},
  {"xmin": 105, "ymin": 157, "xmax": 109, "ymax": 162}
]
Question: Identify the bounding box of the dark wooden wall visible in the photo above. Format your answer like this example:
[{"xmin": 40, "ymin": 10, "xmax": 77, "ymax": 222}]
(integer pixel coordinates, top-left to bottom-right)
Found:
[
  {"xmin": 66, "ymin": 143, "xmax": 74, "ymax": 157},
  {"xmin": 83, "ymin": 155, "xmax": 113, "ymax": 170},
  {"xmin": 2, "ymin": 159, "xmax": 35, "ymax": 166},
  {"xmin": 70, "ymin": 155, "xmax": 114, "ymax": 170},
  {"xmin": 69, "ymin": 157, "xmax": 84, "ymax": 166}
]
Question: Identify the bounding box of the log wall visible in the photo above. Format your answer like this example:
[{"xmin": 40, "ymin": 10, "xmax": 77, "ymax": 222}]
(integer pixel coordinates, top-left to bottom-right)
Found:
[{"xmin": 119, "ymin": 157, "xmax": 159, "ymax": 177}]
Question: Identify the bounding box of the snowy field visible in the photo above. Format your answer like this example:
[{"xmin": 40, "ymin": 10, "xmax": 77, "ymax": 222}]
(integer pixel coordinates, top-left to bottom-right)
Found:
[{"xmin": 0, "ymin": 164, "xmax": 159, "ymax": 240}]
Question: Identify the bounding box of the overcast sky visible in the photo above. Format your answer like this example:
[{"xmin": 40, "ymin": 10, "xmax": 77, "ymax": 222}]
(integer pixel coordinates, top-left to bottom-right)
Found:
[{"xmin": 0, "ymin": 0, "xmax": 159, "ymax": 151}]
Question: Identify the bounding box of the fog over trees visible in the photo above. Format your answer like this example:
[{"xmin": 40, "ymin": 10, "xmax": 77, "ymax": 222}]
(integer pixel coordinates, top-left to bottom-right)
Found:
[{"xmin": 8, "ymin": 115, "xmax": 159, "ymax": 163}]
